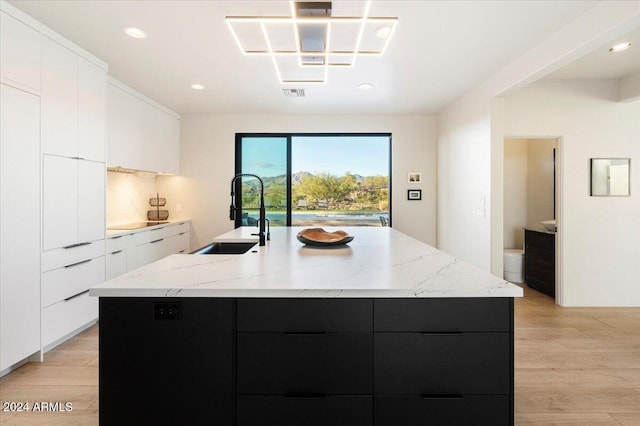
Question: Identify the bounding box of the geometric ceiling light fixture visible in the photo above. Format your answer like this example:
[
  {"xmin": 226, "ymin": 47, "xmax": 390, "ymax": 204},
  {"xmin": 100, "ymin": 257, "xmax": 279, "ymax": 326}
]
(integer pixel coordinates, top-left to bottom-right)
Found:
[{"xmin": 226, "ymin": 1, "xmax": 398, "ymax": 84}]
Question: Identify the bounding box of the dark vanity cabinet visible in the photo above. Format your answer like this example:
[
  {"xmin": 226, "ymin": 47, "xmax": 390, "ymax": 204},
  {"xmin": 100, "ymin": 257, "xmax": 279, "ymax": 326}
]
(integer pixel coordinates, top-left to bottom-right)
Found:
[
  {"xmin": 99, "ymin": 297, "xmax": 514, "ymax": 426},
  {"xmin": 524, "ymin": 229, "xmax": 556, "ymax": 297}
]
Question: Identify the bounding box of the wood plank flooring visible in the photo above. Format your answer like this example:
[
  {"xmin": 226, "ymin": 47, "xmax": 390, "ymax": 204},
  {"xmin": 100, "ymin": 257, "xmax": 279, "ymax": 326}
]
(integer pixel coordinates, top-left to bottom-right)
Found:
[
  {"xmin": 1, "ymin": 287, "xmax": 639, "ymax": 425},
  {"xmin": 515, "ymin": 285, "xmax": 640, "ymax": 425}
]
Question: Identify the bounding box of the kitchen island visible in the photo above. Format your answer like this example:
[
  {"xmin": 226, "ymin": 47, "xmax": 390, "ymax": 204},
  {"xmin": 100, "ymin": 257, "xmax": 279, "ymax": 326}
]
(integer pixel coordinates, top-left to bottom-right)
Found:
[{"xmin": 91, "ymin": 227, "xmax": 522, "ymax": 426}]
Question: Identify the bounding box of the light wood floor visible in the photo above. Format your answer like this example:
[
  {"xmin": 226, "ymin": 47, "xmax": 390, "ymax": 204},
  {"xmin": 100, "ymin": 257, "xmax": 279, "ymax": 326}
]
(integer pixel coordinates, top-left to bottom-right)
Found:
[{"xmin": 1, "ymin": 288, "xmax": 639, "ymax": 425}]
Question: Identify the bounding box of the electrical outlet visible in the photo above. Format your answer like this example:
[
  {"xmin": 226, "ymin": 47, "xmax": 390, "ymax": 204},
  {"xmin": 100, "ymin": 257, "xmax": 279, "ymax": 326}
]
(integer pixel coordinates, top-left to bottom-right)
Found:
[{"xmin": 154, "ymin": 302, "xmax": 181, "ymax": 320}]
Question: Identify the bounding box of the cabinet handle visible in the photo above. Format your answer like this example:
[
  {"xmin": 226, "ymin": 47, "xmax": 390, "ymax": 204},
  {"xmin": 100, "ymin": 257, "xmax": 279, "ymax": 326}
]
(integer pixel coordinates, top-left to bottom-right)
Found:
[
  {"xmin": 283, "ymin": 331, "xmax": 326, "ymax": 336},
  {"xmin": 64, "ymin": 259, "xmax": 92, "ymax": 268},
  {"xmin": 421, "ymin": 394, "xmax": 464, "ymax": 400},
  {"xmin": 110, "ymin": 235, "xmax": 123, "ymax": 240},
  {"xmin": 150, "ymin": 238, "xmax": 164, "ymax": 244},
  {"xmin": 64, "ymin": 289, "xmax": 90, "ymax": 302},
  {"xmin": 150, "ymin": 227, "xmax": 165, "ymax": 231},
  {"xmin": 63, "ymin": 242, "xmax": 91, "ymax": 249},
  {"xmin": 420, "ymin": 331, "xmax": 463, "ymax": 336},
  {"xmin": 110, "ymin": 250, "xmax": 123, "ymax": 255},
  {"xmin": 284, "ymin": 393, "xmax": 325, "ymax": 399},
  {"xmin": 179, "ymin": 250, "xmax": 185, "ymax": 253},
  {"xmin": 179, "ymin": 232, "xmax": 186, "ymax": 235}
]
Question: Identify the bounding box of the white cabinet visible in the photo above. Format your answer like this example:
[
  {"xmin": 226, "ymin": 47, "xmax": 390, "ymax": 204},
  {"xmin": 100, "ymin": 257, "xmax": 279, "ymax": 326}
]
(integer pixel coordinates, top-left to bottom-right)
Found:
[
  {"xmin": 0, "ymin": 84, "xmax": 41, "ymax": 371},
  {"xmin": 78, "ymin": 58, "xmax": 107, "ymax": 162},
  {"xmin": 107, "ymin": 79, "xmax": 180, "ymax": 174},
  {"xmin": 128, "ymin": 222, "xmax": 190, "ymax": 271},
  {"xmin": 41, "ymin": 241, "xmax": 104, "ymax": 349},
  {"xmin": 43, "ymin": 155, "xmax": 105, "ymax": 250},
  {"xmin": 78, "ymin": 160, "xmax": 105, "ymax": 243},
  {"xmin": 41, "ymin": 37, "xmax": 78, "ymax": 158},
  {"xmin": 42, "ymin": 37, "xmax": 106, "ymax": 162},
  {"xmin": 0, "ymin": 11, "xmax": 40, "ymax": 92},
  {"xmin": 106, "ymin": 234, "xmax": 132, "ymax": 279}
]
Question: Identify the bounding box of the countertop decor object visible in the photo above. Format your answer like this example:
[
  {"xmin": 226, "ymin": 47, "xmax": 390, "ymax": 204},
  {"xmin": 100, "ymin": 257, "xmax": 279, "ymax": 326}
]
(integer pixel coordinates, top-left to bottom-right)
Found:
[
  {"xmin": 296, "ymin": 228, "xmax": 354, "ymax": 246},
  {"xmin": 147, "ymin": 192, "xmax": 169, "ymax": 221}
]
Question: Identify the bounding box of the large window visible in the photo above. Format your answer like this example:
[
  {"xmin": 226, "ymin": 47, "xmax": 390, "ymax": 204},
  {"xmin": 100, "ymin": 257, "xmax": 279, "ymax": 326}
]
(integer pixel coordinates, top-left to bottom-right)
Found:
[{"xmin": 235, "ymin": 134, "xmax": 391, "ymax": 228}]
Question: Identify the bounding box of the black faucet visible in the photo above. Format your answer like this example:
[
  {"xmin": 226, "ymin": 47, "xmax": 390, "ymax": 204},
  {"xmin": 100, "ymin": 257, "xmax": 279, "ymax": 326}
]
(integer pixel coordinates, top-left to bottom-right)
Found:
[{"xmin": 229, "ymin": 174, "xmax": 266, "ymax": 246}]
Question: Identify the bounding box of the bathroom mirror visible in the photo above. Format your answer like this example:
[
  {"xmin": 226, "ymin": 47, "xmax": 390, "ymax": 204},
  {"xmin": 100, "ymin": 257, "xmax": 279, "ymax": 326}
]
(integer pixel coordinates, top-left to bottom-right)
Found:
[{"xmin": 590, "ymin": 158, "xmax": 630, "ymax": 196}]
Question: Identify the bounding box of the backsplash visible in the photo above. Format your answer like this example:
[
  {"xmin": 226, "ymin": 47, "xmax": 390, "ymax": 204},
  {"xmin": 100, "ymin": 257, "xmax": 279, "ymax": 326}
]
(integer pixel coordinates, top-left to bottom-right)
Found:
[{"xmin": 106, "ymin": 171, "xmax": 157, "ymax": 225}]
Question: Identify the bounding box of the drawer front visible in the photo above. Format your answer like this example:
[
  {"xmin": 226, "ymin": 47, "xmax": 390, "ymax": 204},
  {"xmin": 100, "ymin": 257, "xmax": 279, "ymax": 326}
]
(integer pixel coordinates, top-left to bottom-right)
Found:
[
  {"xmin": 42, "ymin": 239, "xmax": 105, "ymax": 272},
  {"xmin": 374, "ymin": 298, "xmax": 510, "ymax": 332},
  {"xmin": 172, "ymin": 221, "xmax": 189, "ymax": 235},
  {"xmin": 525, "ymin": 230, "xmax": 554, "ymax": 250},
  {"xmin": 238, "ymin": 333, "xmax": 372, "ymax": 394},
  {"xmin": 374, "ymin": 333, "xmax": 510, "ymax": 394},
  {"xmin": 175, "ymin": 230, "xmax": 189, "ymax": 253},
  {"xmin": 106, "ymin": 234, "xmax": 131, "ymax": 253},
  {"xmin": 42, "ymin": 291, "xmax": 98, "ymax": 347},
  {"xmin": 238, "ymin": 396, "xmax": 372, "ymax": 426},
  {"xmin": 106, "ymin": 249, "xmax": 127, "ymax": 280},
  {"xmin": 133, "ymin": 225, "xmax": 173, "ymax": 245},
  {"xmin": 238, "ymin": 299, "xmax": 372, "ymax": 332},
  {"xmin": 374, "ymin": 395, "xmax": 510, "ymax": 426},
  {"xmin": 42, "ymin": 256, "xmax": 105, "ymax": 307}
]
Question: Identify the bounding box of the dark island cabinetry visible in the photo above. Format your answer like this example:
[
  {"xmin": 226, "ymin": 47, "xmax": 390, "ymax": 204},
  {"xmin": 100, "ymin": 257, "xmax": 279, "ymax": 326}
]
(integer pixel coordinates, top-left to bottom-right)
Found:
[
  {"xmin": 524, "ymin": 229, "xmax": 556, "ymax": 297},
  {"xmin": 99, "ymin": 297, "xmax": 514, "ymax": 426}
]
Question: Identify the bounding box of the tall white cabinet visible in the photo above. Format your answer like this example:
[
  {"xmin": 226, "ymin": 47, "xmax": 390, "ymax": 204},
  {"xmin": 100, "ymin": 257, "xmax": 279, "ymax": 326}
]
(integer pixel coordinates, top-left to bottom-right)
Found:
[
  {"xmin": 0, "ymin": 8, "xmax": 41, "ymax": 373},
  {"xmin": 0, "ymin": 84, "xmax": 41, "ymax": 372},
  {"xmin": 40, "ymin": 34, "xmax": 107, "ymax": 349}
]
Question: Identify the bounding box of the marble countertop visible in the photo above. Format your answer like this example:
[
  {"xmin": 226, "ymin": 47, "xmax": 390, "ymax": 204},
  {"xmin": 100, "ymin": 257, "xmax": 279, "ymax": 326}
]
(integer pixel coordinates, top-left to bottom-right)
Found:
[
  {"xmin": 90, "ymin": 227, "xmax": 523, "ymax": 298},
  {"xmin": 524, "ymin": 227, "xmax": 556, "ymax": 235}
]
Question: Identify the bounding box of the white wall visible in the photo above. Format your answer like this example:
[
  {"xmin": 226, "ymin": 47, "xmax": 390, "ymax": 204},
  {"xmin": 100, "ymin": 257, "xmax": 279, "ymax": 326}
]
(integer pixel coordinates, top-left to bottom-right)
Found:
[
  {"xmin": 157, "ymin": 114, "xmax": 436, "ymax": 250},
  {"xmin": 526, "ymin": 138, "xmax": 557, "ymax": 229},
  {"xmin": 503, "ymin": 139, "xmax": 528, "ymax": 249},
  {"xmin": 437, "ymin": 1, "xmax": 640, "ymax": 275},
  {"xmin": 504, "ymin": 79, "xmax": 640, "ymax": 306}
]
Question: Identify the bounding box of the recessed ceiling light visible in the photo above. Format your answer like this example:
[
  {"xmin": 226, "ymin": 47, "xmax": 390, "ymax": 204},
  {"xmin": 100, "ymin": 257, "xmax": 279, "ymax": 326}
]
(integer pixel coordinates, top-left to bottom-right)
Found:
[
  {"xmin": 609, "ymin": 42, "xmax": 631, "ymax": 53},
  {"xmin": 124, "ymin": 27, "xmax": 147, "ymax": 39},
  {"xmin": 191, "ymin": 84, "xmax": 205, "ymax": 90},
  {"xmin": 375, "ymin": 26, "xmax": 392, "ymax": 39},
  {"xmin": 359, "ymin": 83, "xmax": 373, "ymax": 90}
]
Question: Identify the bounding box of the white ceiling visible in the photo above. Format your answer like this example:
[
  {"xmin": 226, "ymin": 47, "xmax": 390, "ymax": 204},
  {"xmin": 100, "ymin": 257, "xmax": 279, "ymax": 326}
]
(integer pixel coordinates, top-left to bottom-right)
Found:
[
  {"xmin": 9, "ymin": 0, "xmax": 607, "ymax": 115},
  {"xmin": 545, "ymin": 25, "xmax": 640, "ymax": 80}
]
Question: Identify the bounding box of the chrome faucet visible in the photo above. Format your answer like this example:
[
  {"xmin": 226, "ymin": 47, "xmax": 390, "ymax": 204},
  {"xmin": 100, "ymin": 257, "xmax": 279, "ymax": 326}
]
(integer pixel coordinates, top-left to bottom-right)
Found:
[{"xmin": 230, "ymin": 173, "xmax": 266, "ymax": 246}]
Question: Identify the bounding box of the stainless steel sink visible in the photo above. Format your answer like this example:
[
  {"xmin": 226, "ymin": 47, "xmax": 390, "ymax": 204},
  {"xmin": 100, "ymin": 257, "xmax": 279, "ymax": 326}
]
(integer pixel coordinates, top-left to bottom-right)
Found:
[{"xmin": 190, "ymin": 242, "xmax": 257, "ymax": 255}]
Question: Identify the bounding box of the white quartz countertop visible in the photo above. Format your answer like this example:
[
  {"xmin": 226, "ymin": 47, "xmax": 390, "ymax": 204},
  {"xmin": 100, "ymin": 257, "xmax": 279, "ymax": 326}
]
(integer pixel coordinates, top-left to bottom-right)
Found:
[{"xmin": 90, "ymin": 227, "xmax": 523, "ymax": 298}]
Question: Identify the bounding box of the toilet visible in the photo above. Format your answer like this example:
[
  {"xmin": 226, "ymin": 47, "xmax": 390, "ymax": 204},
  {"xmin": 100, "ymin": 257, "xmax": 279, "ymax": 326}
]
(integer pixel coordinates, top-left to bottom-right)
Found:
[{"xmin": 503, "ymin": 249, "xmax": 524, "ymax": 283}]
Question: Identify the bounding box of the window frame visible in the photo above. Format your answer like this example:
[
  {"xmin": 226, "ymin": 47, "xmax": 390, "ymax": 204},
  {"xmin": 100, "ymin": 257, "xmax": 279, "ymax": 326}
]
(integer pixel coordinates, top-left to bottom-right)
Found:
[{"xmin": 234, "ymin": 132, "xmax": 392, "ymax": 228}]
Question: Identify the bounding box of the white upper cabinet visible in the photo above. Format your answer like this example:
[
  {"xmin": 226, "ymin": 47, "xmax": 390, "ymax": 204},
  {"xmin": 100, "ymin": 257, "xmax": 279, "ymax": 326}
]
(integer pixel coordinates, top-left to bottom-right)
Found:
[
  {"xmin": 41, "ymin": 36, "xmax": 106, "ymax": 162},
  {"xmin": 42, "ymin": 37, "xmax": 78, "ymax": 158},
  {"xmin": 0, "ymin": 11, "xmax": 41, "ymax": 92},
  {"xmin": 107, "ymin": 78, "xmax": 180, "ymax": 174},
  {"xmin": 78, "ymin": 58, "xmax": 106, "ymax": 162}
]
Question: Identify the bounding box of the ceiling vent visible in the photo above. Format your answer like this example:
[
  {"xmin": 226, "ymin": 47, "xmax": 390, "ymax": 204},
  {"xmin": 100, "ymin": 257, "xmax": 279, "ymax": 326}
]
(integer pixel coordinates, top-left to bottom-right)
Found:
[{"xmin": 283, "ymin": 88, "xmax": 306, "ymax": 97}]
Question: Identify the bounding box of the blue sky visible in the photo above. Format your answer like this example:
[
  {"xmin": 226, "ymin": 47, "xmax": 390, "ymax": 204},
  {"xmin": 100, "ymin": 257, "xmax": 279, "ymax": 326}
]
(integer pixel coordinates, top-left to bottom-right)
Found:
[{"xmin": 242, "ymin": 135, "xmax": 390, "ymax": 177}]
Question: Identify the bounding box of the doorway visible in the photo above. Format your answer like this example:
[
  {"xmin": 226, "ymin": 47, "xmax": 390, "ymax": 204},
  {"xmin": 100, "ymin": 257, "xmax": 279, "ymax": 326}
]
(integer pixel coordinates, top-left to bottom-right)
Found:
[{"xmin": 503, "ymin": 137, "xmax": 560, "ymax": 302}]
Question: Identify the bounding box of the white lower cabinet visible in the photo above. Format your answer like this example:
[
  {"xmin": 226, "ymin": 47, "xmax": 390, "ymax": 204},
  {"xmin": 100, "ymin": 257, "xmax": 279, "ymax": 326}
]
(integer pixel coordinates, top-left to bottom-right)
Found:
[
  {"xmin": 0, "ymin": 83, "xmax": 40, "ymax": 371},
  {"xmin": 116, "ymin": 222, "xmax": 190, "ymax": 273},
  {"xmin": 41, "ymin": 240, "xmax": 105, "ymax": 350},
  {"xmin": 42, "ymin": 292, "xmax": 98, "ymax": 348}
]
